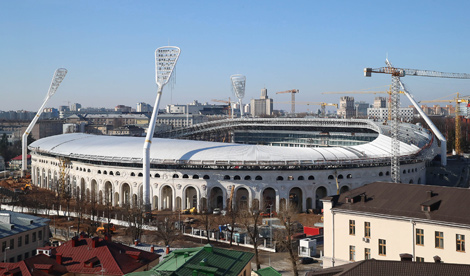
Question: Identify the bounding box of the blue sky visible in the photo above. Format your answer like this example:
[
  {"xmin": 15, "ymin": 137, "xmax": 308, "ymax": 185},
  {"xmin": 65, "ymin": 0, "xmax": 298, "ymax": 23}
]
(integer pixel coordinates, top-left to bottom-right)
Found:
[{"xmin": 1, "ymin": 0, "xmax": 469, "ymax": 112}]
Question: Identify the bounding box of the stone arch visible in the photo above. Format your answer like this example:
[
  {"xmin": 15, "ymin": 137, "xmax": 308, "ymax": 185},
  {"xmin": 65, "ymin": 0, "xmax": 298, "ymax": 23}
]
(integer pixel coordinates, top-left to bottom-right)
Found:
[
  {"xmin": 209, "ymin": 186, "xmax": 224, "ymax": 210},
  {"xmin": 176, "ymin": 197, "xmax": 182, "ymax": 211},
  {"xmin": 161, "ymin": 185, "xmax": 173, "ymax": 210},
  {"xmin": 306, "ymin": 197, "xmax": 313, "ymax": 210},
  {"xmin": 152, "ymin": 195, "xmax": 158, "ymax": 209},
  {"xmin": 80, "ymin": 178, "xmax": 86, "ymax": 199},
  {"xmin": 91, "ymin": 179, "xmax": 98, "ymax": 202},
  {"xmin": 236, "ymin": 187, "xmax": 249, "ymax": 210},
  {"xmin": 72, "ymin": 176, "xmax": 77, "ymax": 197},
  {"xmin": 114, "ymin": 192, "xmax": 119, "ymax": 207},
  {"xmin": 184, "ymin": 186, "xmax": 198, "ymax": 210},
  {"xmin": 262, "ymin": 187, "xmax": 276, "ymax": 213},
  {"xmin": 289, "ymin": 187, "xmax": 303, "ymax": 211},
  {"xmin": 340, "ymin": 185, "xmax": 349, "ymax": 194},
  {"xmin": 98, "ymin": 190, "xmax": 103, "ymax": 205},
  {"xmin": 42, "ymin": 168, "xmax": 47, "ymax": 189},
  {"xmin": 409, "ymin": 179, "xmax": 414, "ymax": 184},
  {"xmin": 104, "ymin": 181, "xmax": 113, "ymax": 205},
  {"xmin": 121, "ymin": 183, "xmax": 131, "ymax": 206},
  {"xmin": 36, "ymin": 167, "xmax": 41, "ymax": 187},
  {"xmin": 418, "ymin": 177, "xmax": 422, "ymax": 184},
  {"xmin": 316, "ymin": 186, "xmax": 327, "ymax": 209}
]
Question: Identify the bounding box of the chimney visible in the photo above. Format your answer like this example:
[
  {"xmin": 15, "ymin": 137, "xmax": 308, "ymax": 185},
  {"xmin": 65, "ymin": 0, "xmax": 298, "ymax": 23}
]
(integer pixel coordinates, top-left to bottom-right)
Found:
[
  {"xmin": 80, "ymin": 232, "xmax": 86, "ymax": 239},
  {"xmin": 56, "ymin": 254, "xmax": 62, "ymax": 265},
  {"xmin": 104, "ymin": 234, "xmax": 111, "ymax": 241},
  {"xmin": 361, "ymin": 194, "xmax": 366, "ymax": 203},
  {"xmin": 433, "ymin": 255, "xmax": 441, "ymax": 263},
  {"xmin": 71, "ymin": 236, "xmax": 78, "ymax": 247},
  {"xmin": 399, "ymin": 253, "xmax": 413, "ymax": 262},
  {"xmin": 166, "ymin": 245, "xmax": 170, "ymax": 254},
  {"xmin": 150, "ymin": 245, "xmax": 154, "ymax": 253},
  {"xmin": 92, "ymin": 237, "xmax": 99, "ymax": 248},
  {"xmin": 426, "ymin": 190, "xmax": 433, "ymax": 199}
]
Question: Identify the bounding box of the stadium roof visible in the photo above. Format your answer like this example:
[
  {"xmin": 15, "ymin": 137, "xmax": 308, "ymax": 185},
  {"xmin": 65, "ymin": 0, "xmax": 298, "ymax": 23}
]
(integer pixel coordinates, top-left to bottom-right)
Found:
[{"xmin": 29, "ymin": 130, "xmax": 425, "ymax": 165}]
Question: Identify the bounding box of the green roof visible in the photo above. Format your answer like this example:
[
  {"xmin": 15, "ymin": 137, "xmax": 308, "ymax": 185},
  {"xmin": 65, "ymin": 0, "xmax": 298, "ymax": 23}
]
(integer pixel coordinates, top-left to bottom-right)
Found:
[
  {"xmin": 255, "ymin": 267, "xmax": 282, "ymax": 276},
  {"xmin": 126, "ymin": 244, "xmax": 254, "ymax": 276}
]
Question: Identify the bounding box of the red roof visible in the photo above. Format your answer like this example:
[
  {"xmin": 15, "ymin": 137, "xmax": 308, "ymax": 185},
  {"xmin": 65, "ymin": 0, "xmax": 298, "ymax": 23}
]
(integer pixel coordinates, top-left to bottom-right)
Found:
[
  {"xmin": 0, "ymin": 254, "xmax": 68, "ymax": 276},
  {"xmin": 11, "ymin": 154, "xmax": 31, "ymax": 160},
  {"xmin": 52, "ymin": 237, "xmax": 160, "ymax": 275}
]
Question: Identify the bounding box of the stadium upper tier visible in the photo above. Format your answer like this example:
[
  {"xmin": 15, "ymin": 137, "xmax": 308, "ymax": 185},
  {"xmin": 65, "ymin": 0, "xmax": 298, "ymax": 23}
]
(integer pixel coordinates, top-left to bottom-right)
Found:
[{"xmin": 29, "ymin": 119, "xmax": 436, "ymax": 168}]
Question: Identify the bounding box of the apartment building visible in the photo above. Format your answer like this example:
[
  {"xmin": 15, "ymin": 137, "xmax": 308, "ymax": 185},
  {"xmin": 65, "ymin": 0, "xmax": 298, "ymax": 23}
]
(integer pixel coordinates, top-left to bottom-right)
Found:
[
  {"xmin": 322, "ymin": 182, "xmax": 470, "ymax": 268},
  {"xmin": 0, "ymin": 211, "xmax": 50, "ymax": 263}
]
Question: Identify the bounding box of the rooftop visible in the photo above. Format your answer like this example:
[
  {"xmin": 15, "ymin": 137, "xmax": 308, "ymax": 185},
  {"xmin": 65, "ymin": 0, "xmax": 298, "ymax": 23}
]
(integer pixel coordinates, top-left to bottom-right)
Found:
[
  {"xmin": 0, "ymin": 210, "xmax": 49, "ymax": 239},
  {"xmin": 326, "ymin": 182, "xmax": 470, "ymax": 226}
]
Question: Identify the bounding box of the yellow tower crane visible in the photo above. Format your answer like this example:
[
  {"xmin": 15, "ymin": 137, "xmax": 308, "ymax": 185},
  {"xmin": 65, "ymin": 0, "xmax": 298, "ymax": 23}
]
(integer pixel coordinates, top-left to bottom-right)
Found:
[
  {"xmin": 212, "ymin": 98, "xmax": 233, "ymax": 119},
  {"xmin": 276, "ymin": 89, "xmax": 299, "ymax": 114},
  {"xmin": 419, "ymin": 92, "xmax": 468, "ymax": 155}
]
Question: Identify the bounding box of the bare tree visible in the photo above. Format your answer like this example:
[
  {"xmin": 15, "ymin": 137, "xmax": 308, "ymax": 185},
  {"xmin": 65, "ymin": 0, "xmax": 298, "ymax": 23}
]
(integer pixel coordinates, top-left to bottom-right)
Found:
[
  {"xmin": 154, "ymin": 213, "xmax": 180, "ymax": 246},
  {"xmin": 75, "ymin": 189, "xmax": 86, "ymax": 235},
  {"xmin": 223, "ymin": 205, "xmax": 239, "ymax": 247},
  {"xmin": 239, "ymin": 201, "xmax": 262, "ymax": 270},
  {"xmin": 276, "ymin": 204, "xmax": 300, "ymax": 276},
  {"xmin": 199, "ymin": 208, "xmax": 215, "ymax": 244}
]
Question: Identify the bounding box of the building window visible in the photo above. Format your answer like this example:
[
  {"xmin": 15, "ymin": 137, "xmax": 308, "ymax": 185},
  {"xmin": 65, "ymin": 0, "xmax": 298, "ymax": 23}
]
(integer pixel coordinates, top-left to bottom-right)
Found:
[
  {"xmin": 32, "ymin": 232, "xmax": 37, "ymax": 242},
  {"xmin": 349, "ymin": 246, "xmax": 356, "ymax": 261},
  {"xmin": 9, "ymin": 239, "xmax": 14, "ymax": 250},
  {"xmin": 24, "ymin": 252, "xmax": 29, "ymax": 259},
  {"xmin": 435, "ymin": 231, "xmax": 444, "ymax": 249},
  {"xmin": 379, "ymin": 239, "xmax": 386, "ymax": 256},
  {"xmin": 457, "ymin": 234, "xmax": 465, "ymax": 252},
  {"xmin": 349, "ymin": 220, "xmax": 355, "ymax": 235},
  {"xmin": 364, "ymin": 222, "xmax": 371, "ymax": 238},
  {"xmin": 364, "ymin": 248, "xmax": 371, "ymax": 260},
  {"xmin": 416, "ymin": 257, "xmax": 424, "ymax": 262},
  {"xmin": 38, "ymin": 230, "xmax": 42, "ymax": 240},
  {"xmin": 416, "ymin": 229, "xmax": 424, "ymax": 246},
  {"xmin": 25, "ymin": 234, "xmax": 29, "ymax": 245},
  {"xmin": 18, "ymin": 236, "xmax": 22, "ymax": 248},
  {"xmin": 2, "ymin": 241, "xmax": 6, "ymax": 252}
]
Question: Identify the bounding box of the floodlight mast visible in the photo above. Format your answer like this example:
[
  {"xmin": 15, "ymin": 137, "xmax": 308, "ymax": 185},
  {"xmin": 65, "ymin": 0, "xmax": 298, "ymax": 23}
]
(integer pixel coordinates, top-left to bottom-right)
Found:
[
  {"xmin": 231, "ymin": 74, "xmax": 246, "ymax": 118},
  {"xmin": 143, "ymin": 47, "xmax": 180, "ymax": 211},
  {"xmin": 21, "ymin": 68, "xmax": 67, "ymax": 177}
]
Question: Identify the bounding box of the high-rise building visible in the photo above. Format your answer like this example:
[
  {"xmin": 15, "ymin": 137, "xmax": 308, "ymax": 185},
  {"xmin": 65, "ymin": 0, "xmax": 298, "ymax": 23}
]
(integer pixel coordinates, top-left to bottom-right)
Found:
[
  {"xmin": 115, "ymin": 105, "xmax": 132, "ymax": 113},
  {"xmin": 337, "ymin": 96, "xmax": 355, "ymax": 118},
  {"xmin": 137, "ymin": 102, "xmax": 152, "ymax": 113},
  {"xmin": 70, "ymin": 103, "xmax": 82, "ymax": 112},
  {"xmin": 250, "ymin": 88, "xmax": 273, "ymax": 117},
  {"xmin": 373, "ymin": 97, "xmax": 387, "ymax": 108},
  {"xmin": 355, "ymin": 101, "xmax": 370, "ymax": 118}
]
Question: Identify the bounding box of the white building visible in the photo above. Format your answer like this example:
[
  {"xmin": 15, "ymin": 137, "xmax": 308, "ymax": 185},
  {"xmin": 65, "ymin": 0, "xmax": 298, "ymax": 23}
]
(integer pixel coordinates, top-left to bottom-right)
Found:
[
  {"xmin": 250, "ymin": 88, "xmax": 273, "ymax": 117},
  {"xmin": 322, "ymin": 182, "xmax": 470, "ymax": 268},
  {"xmin": 367, "ymin": 107, "xmax": 414, "ymax": 121},
  {"xmin": 337, "ymin": 97, "xmax": 355, "ymax": 118}
]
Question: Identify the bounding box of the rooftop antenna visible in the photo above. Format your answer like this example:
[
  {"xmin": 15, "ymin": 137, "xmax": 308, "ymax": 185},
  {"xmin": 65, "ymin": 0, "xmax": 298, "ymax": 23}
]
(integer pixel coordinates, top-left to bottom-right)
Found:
[
  {"xmin": 230, "ymin": 74, "xmax": 246, "ymax": 118},
  {"xmin": 22, "ymin": 68, "xmax": 67, "ymax": 176},
  {"xmin": 143, "ymin": 46, "xmax": 180, "ymax": 211}
]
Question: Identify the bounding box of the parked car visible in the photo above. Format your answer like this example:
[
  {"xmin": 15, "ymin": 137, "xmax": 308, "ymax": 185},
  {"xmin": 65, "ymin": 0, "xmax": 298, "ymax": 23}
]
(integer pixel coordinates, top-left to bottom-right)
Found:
[{"xmin": 213, "ymin": 208, "xmax": 221, "ymax": 215}]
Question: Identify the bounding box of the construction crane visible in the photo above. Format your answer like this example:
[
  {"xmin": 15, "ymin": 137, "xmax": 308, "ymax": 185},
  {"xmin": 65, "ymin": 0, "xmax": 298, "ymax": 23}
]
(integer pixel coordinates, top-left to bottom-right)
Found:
[
  {"xmin": 276, "ymin": 89, "xmax": 299, "ymax": 114},
  {"xmin": 212, "ymin": 98, "xmax": 233, "ymax": 119},
  {"xmin": 275, "ymin": 101, "xmax": 338, "ymax": 117},
  {"xmin": 420, "ymin": 92, "xmax": 469, "ymax": 155},
  {"xmin": 365, "ymin": 60, "xmax": 470, "ymax": 182}
]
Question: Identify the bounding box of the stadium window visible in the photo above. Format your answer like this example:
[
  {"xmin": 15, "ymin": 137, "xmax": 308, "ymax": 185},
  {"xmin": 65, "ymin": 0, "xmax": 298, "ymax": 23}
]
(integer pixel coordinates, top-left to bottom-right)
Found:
[
  {"xmin": 234, "ymin": 175, "xmax": 241, "ymax": 180},
  {"xmin": 255, "ymin": 175, "xmax": 263, "ymax": 180},
  {"xmin": 403, "ymin": 170, "xmax": 406, "ymax": 174},
  {"xmin": 138, "ymin": 173, "xmax": 143, "ymax": 177},
  {"xmin": 203, "ymin": 175, "xmax": 210, "ymax": 180},
  {"xmin": 131, "ymin": 172, "xmax": 135, "ymax": 177},
  {"xmin": 457, "ymin": 234, "xmax": 465, "ymax": 252},
  {"xmin": 173, "ymin": 174, "xmax": 179, "ymax": 179},
  {"xmin": 116, "ymin": 171, "xmax": 120, "ymax": 176},
  {"xmin": 244, "ymin": 175, "xmax": 251, "ymax": 180},
  {"xmin": 183, "ymin": 174, "xmax": 189, "ymax": 179},
  {"xmin": 308, "ymin": 175, "xmax": 315, "ymax": 180},
  {"xmin": 349, "ymin": 220, "xmax": 355, "ymax": 235},
  {"xmin": 379, "ymin": 239, "xmax": 386, "ymax": 256},
  {"xmin": 224, "ymin": 175, "xmax": 230, "ymax": 180},
  {"xmin": 435, "ymin": 231, "xmax": 444, "ymax": 249},
  {"xmin": 109, "ymin": 171, "xmax": 114, "ymax": 176},
  {"xmin": 87, "ymin": 169, "xmax": 91, "ymax": 173},
  {"xmin": 193, "ymin": 175, "xmax": 199, "ymax": 179},
  {"xmin": 103, "ymin": 171, "xmax": 107, "ymax": 175},
  {"xmin": 385, "ymin": 171, "xmax": 390, "ymax": 176},
  {"xmin": 276, "ymin": 176, "xmax": 284, "ymax": 181},
  {"xmin": 154, "ymin": 173, "xmax": 160, "ymax": 178},
  {"xmin": 298, "ymin": 176, "xmax": 304, "ymax": 180},
  {"xmin": 416, "ymin": 229, "xmax": 424, "ymax": 246},
  {"xmin": 287, "ymin": 176, "xmax": 294, "ymax": 181},
  {"xmin": 328, "ymin": 175, "xmax": 334, "ymax": 180},
  {"xmin": 379, "ymin": 172, "xmax": 383, "ymax": 176}
]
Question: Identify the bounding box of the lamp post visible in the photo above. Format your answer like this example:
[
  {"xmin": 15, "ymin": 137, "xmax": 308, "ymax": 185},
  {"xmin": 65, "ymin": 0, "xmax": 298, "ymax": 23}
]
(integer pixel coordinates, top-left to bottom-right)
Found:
[{"xmin": 4, "ymin": 247, "xmax": 9, "ymax": 263}]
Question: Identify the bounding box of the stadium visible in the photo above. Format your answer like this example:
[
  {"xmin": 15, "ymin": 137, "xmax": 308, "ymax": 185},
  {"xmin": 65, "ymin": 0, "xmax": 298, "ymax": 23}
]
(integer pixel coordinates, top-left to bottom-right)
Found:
[{"xmin": 28, "ymin": 118, "xmax": 438, "ymax": 213}]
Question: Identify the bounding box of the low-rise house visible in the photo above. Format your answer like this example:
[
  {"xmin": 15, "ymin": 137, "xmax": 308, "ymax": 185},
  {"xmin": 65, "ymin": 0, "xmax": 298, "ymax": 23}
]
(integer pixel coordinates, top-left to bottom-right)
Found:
[
  {"xmin": 0, "ymin": 211, "xmax": 50, "ymax": 263},
  {"xmin": 37, "ymin": 236, "xmax": 160, "ymax": 275},
  {"xmin": 126, "ymin": 244, "xmax": 254, "ymax": 276},
  {"xmin": 322, "ymin": 182, "xmax": 470, "ymax": 268},
  {"xmin": 0, "ymin": 253, "xmax": 68, "ymax": 275}
]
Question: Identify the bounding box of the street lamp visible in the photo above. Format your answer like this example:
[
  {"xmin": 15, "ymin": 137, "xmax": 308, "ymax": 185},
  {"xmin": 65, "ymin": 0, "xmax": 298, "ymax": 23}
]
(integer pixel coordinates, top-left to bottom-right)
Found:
[
  {"xmin": 4, "ymin": 247, "xmax": 10, "ymax": 263},
  {"xmin": 230, "ymin": 74, "xmax": 246, "ymax": 118}
]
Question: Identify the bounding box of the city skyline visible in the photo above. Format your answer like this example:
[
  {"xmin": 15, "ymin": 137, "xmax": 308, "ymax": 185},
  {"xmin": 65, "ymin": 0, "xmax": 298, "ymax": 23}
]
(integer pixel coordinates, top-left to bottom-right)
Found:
[{"xmin": 1, "ymin": 1, "xmax": 470, "ymax": 112}]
